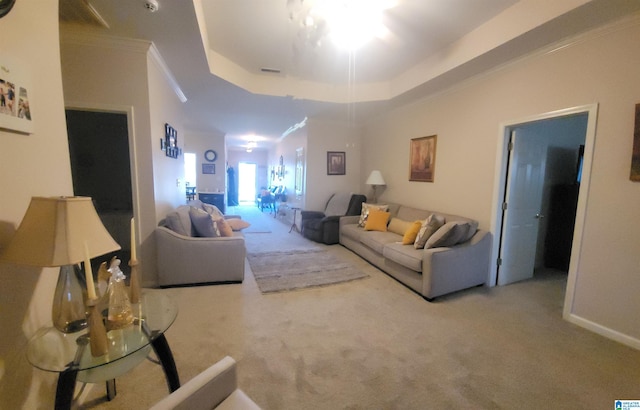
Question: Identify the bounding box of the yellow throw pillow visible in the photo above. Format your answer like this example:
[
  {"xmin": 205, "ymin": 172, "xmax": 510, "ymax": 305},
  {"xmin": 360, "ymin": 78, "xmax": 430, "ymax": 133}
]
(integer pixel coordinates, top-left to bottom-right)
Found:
[
  {"xmin": 226, "ymin": 218, "xmax": 251, "ymax": 231},
  {"xmin": 402, "ymin": 220, "xmax": 423, "ymax": 244},
  {"xmin": 358, "ymin": 203, "xmax": 389, "ymax": 227},
  {"xmin": 364, "ymin": 209, "xmax": 391, "ymax": 232},
  {"xmin": 217, "ymin": 217, "xmax": 233, "ymax": 237}
]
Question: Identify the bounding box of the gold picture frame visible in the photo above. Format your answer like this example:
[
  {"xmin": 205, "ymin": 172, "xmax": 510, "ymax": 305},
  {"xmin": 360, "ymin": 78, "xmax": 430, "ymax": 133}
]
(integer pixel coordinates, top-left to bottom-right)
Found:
[{"xmin": 409, "ymin": 135, "xmax": 437, "ymax": 182}]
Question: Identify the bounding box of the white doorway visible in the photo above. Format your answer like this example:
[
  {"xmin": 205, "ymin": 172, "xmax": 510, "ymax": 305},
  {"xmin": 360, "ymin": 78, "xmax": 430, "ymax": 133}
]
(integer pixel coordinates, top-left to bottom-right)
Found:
[
  {"xmin": 238, "ymin": 162, "xmax": 257, "ymax": 203},
  {"xmin": 490, "ymin": 104, "xmax": 598, "ymax": 315}
]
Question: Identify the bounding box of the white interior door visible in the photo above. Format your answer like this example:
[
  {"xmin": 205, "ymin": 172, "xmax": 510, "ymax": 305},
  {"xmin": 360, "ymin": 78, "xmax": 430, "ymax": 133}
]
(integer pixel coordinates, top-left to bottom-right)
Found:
[{"xmin": 498, "ymin": 130, "xmax": 546, "ymax": 285}]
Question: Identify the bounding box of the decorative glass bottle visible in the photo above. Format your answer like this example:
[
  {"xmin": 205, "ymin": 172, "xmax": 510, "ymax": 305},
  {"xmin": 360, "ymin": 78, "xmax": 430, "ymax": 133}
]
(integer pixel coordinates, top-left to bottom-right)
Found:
[{"xmin": 106, "ymin": 258, "xmax": 134, "ymax": 330}]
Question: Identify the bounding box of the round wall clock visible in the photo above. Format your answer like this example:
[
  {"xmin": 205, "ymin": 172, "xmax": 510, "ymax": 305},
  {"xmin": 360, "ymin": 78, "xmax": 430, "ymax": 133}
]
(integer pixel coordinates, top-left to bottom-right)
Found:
[
  {"xmin": 204, "ymin": 149, "xmax": 217, "ymax": 162},
  {"xmin": 0, "ymin": 0, "xmax": 16, "ymax": 18}
]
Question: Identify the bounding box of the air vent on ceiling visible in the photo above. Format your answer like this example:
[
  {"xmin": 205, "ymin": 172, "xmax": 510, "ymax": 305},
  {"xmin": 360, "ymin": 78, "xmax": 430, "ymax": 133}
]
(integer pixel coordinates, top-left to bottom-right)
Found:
[{"xmin": 261, "ymin": 67, "xmax": 282, "ymax": 74}]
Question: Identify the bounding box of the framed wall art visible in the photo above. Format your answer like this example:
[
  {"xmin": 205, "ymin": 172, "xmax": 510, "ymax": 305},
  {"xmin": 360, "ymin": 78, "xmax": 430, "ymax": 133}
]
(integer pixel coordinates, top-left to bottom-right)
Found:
[
  {"xmin": 409, "ymin": 135, "xmax": 437, "ymax": 182},
  {"xmin": 164, "ymin": 123, "xmax": 179, "ymax": 159},
  {"xmin": 327, "ymin": 151, "xmax": 345, "ymax": 175},
  {"xmin": 631, "ymin": 103, "xmax": 640, "ymax": 182},
  {"xmin": 202, "ymin": 163, "xmax": 216, "ymax": 174},
  {"xmin": 0, "ymin": 56, "xmax": 34, "ymax": 134}
]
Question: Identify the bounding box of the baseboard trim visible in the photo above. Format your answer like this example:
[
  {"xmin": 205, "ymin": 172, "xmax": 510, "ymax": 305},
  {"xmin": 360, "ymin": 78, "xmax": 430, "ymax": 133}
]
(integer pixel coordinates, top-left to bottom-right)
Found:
[{"xmin": 566, "ymin": 313, "xmax": 640, "ymax": 350}]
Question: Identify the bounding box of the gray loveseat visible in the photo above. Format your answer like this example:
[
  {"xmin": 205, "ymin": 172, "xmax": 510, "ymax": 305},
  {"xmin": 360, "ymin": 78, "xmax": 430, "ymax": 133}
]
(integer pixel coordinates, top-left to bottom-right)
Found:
[
  {"xmin": 156, "ymin": 201, "xmax": 246, "ymax": 287},
  {"xmin": 339, "ymin": 203, "xmax": 491, "ymax": 300}
]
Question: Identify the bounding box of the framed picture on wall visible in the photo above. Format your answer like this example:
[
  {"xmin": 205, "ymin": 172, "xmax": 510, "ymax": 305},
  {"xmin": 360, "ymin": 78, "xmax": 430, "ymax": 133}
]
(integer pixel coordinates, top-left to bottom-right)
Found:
[
  {"xmin": 0, "ymin": 56, "xmax": 34, "ymax": 134},
  {"xmin": 327, "ymin": 151, "xmax": 346, "ymax": 175},
  {"xmin": 202, "ymin": 163, "xmax": 216, "ymax": 174},
  {"xmin": 409, "ymin": 135, "xmax": 437, "ymax": 182}
]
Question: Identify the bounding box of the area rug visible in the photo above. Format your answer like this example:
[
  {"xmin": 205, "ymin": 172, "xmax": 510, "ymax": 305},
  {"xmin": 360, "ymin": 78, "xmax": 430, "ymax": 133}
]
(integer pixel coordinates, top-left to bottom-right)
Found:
[{"xmin": 247, "ymin": 249, "xmax": 369, "ymax": 293}]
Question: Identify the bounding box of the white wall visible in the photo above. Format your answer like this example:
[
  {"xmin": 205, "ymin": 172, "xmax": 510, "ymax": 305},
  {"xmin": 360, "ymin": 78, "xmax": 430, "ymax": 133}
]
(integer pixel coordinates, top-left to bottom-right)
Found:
[
  {"xmin": 0, "ymin": 1, "xmax": 74, "ymax": 407},
  {"xmin": 185, "ymin": 130, "xmax": 226, "ymax": 195},
  {"xmin": 362, "ymin": 15, "xmax": 640, "ymax": 345},
  {"xmin": 305, "ymin": 119, "xmax": 362, "ymax": 211}
]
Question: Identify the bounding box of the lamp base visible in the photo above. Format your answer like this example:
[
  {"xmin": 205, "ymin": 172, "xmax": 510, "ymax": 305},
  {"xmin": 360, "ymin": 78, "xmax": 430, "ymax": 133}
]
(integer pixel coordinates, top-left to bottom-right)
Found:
[{"xmin": 52, "ymin": 264, "xmax": 88, "ymax": 333}]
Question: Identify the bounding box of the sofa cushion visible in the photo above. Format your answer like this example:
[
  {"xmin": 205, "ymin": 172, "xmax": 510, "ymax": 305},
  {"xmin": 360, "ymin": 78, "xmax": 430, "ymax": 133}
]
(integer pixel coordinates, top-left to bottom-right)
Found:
[
  {"xmin": 358, "ymin": 203, "xmax": 389, "ymax": 227},
  {"xmin": 360, "ymin": 231, "xmax": 401, "ymax": 254},
  {"xmin": 163, "ymin": 205, "xmax": 193, "ymax": 236},
  {"xmin": 340, "ymin": 223, "xmax": 365, "ymax": 242},
  {"xmin": 364, "ymin": 210, "xmax": 391, "ymax": 232},
  {"xmin": 383, "ymin": 242, "xmax": 424, "ymax": 272},
  {"xmin": 396, "ymin": 205, "xmax": 432, "ymax": 222},
  {"xmin": 388, "ymin": 218, "xmax": 412, "ymax": 236},
  {"xmin": 402, "ymin": 221, "xmax": 423, "ymax": 245},
  {"xmin": 426, "ymin": 221, "xmax": 471, "ymax": 248},
  {"xmin": 189, "ymin": 207, "xmax": 220, "ymax": 237},
  {"xmin": 414, "ymin": 214, "xmax": 446, "ymax": 249}
]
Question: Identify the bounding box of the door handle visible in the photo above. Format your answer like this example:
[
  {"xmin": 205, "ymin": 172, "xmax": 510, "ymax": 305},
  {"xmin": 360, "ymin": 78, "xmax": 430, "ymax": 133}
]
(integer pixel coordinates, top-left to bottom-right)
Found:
[{"xmin": 535, "ymin": 213, "xmax": 545, "ymax": 219}]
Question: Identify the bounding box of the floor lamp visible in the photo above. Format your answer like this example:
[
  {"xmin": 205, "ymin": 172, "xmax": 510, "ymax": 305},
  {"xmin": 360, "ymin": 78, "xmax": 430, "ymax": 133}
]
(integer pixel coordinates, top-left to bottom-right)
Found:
[{"xmin": 366, "ymin": 170, "xmax": 386, "ymax": 203}]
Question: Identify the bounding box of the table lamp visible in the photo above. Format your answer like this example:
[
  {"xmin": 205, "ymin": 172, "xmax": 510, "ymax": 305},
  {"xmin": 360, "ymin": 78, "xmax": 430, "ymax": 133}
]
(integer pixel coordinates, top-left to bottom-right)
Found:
[
  {"xmin": 1, "ymin": 196, "xmax": 121, "ymax": 333},
  {"xmin": 366, "ymin": 170, "xmax": 386, "ymax": 203}
]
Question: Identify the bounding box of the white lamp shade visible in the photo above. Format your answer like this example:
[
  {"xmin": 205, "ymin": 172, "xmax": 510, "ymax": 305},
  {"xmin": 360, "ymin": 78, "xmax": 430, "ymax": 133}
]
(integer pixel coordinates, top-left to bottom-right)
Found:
[
  {"xmin": 0, "ymin": 196, "xmax": 121, "ymax": 267},
  {"xmin": 366, "ymin": 170, "xmax": 386, "ymax": 186}
]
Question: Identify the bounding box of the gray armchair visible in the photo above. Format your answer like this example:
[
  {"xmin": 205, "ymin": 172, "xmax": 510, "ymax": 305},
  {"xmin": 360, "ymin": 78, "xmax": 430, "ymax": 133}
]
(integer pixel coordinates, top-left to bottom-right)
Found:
[{"xmin": 301, "ymin": 193, "xmax": 366, "ymax": 245}]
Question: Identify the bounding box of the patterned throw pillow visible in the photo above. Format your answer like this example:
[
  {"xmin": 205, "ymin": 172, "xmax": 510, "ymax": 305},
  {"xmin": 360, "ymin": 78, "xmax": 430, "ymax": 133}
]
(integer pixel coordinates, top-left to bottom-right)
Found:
[
  {"xmin": 358, "ymin": 203, "xmax": 389, "ymax": 227},
  {"xmin": 414, "ymin": 214, "xmax": 446, "ymax": 249}
]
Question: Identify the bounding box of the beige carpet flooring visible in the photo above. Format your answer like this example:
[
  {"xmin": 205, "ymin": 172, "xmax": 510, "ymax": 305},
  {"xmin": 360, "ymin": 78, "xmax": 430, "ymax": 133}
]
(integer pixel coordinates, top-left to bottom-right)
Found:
[{"xmin": 79, "ymin": 205, "xmax": 640, "ymax": 409}]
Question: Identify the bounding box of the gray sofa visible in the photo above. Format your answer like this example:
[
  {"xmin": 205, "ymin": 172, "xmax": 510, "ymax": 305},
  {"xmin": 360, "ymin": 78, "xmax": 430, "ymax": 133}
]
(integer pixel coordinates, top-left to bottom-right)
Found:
[
  {"xmin": 339, "ymin": 203, "xmax": 491, "ymax": 300},
  {"xmin": 156, "ymin": 201, "xmax": 246, "ymax": 287}
]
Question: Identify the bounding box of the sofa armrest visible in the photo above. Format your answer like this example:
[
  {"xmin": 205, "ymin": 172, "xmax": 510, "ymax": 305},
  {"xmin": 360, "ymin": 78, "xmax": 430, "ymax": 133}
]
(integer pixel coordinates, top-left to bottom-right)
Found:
[
  {"xmin": 421, "ymin": 230, "xmax": 492, "ymax": 299},
  {"xmin": 340, "ymin": 215, "xmax": 360, "ymax": 227},
  {"xmin": 155, "ymin": 227, "xmax": 246, "ymax": 286},
  {"xmin": 149, "ymin": 356, "xmax": 239, "ymax": 410}
]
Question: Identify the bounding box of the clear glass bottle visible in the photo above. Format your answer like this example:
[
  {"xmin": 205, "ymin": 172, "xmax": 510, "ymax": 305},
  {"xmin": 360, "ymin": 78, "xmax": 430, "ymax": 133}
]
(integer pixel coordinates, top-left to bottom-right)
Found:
[{"xmin": 106, "ymin": 258, "xmax": 134, "ymax": 330}]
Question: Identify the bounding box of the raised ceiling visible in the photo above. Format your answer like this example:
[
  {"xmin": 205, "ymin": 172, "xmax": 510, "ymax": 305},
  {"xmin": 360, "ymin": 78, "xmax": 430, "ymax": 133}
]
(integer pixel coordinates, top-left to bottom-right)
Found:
[{"xmin": 61, "ymin": 0, "xmax": 640, "ymax": 150}]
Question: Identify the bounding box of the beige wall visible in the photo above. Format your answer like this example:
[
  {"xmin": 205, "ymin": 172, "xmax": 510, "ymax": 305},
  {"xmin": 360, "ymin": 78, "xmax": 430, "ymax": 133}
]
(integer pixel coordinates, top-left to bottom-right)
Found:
[
  {"xmin": 60, "ymin": 30, "xmax": 186, "ymax": 286},
  {"xmin": 362, "ymin": 15, "xmax": 640, "ymax": 345},
  {"xmin": 0, "ymin": 0, "xmax": 73, "ymax": 407},
  {"xmin": 185, "ymin": 130, "xmax": 226, "ymax": 195},
  {"xmin": 305, "ymin": 119, "xmax": 362, "ymax": 211}
]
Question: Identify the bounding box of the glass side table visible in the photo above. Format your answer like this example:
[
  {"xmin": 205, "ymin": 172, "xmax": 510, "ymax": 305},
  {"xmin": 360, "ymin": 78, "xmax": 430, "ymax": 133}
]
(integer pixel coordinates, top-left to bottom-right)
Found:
[{"xmin": 27, "ymin": 290, "xmax": 180, "ymax": 410}]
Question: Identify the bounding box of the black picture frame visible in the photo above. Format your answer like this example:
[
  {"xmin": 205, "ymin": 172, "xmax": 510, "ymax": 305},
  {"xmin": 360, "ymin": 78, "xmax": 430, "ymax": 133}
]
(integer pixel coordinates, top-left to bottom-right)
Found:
[
  {"xmin": 164, "ymin": 123, "xmax": 179, "ymax": 159},
  {"xmin": 202, "ymin": 163, "xmax": 216, "ymax": 174},
  {"xmin": 327, "ymin": 151, "xmax": 346, "ymax": 175}
]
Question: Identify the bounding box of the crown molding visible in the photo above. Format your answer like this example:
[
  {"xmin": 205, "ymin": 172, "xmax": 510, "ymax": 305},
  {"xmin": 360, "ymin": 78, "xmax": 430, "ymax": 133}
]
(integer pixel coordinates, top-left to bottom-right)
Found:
[{"xmin": 60, "ymin": 27, "xmax": 187, "ymax": 103}]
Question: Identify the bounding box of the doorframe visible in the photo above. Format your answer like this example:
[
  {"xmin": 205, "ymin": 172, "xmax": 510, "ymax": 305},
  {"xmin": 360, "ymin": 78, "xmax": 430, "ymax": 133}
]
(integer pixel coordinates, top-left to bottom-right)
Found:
[
  {"xmin": 64, "ymin": 101, "xmax": 139, "ymax": 240},
  {"xmin": 489, "ymin": 103, "xmax": 598, "ymax": 317}
]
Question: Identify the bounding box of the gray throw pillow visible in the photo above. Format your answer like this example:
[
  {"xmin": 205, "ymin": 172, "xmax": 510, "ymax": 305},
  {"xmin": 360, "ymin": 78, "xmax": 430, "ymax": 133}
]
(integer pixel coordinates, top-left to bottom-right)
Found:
[
  {"xmin": 414, "ymin": 214, "xmax": 445, "ymax": 249},
  {"xmin": 189, "ymin": 207, "xmax": 219, "ymax": 237},
  {"xmin": 425, "ymin": 221, "xmax": 471, "ymax": 248}
]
